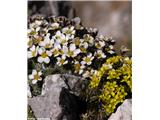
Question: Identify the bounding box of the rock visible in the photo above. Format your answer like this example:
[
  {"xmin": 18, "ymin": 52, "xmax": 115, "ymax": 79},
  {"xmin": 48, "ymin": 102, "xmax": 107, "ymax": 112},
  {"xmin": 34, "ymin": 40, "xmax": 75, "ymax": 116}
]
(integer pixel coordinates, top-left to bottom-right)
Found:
[
  {"xmin": 28, "ymin": 74, "xmax": 86, "ymax": 120},
  {"xmin": 108, "ymin": 99, "xmax": 132, "ymax": 120}
]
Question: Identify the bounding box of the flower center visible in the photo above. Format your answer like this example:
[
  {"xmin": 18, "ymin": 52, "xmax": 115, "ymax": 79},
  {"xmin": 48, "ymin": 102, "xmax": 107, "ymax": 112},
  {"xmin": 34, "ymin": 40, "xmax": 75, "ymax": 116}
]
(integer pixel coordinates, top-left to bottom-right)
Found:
[
  {"xmin": 80, "ymin": 47, "xmax": 86, "ymax": 53},
  {"xmin": 97, "ymin": 53, "xmax": 102, "ymax": 58},
  {"xmin": 65, "ymin": 29, "xmax": 72, "ymax": 34},
  {"xmin": 53, "ymin": 49, "xmax": 59, "ymax": 56},
  {"xmin": 84, "ymin": 57, "xmax": 91, "ymax": 63},
  {"xmin": 34, "ymin": 37, "xmax": 42, "ymax": 44},
  {"xmin": 45, "ymin": 43, "xmax": 51, "ymax": 48},
  {"xmin": 55, "ymin": 36, "xmax": 61, "ymax": 39},
  {"xmin": 61, "ymin": 39, "xmax": 67, "ymax": 44},
  {"xmin": 29, "ymin": 30, "xmax": 36, "ymax": 35},
  {"xmin": 32, "ymin": 50, "xmax": 36, "ymax": 57},
  {"xmin": 41, "ymin": 52, "xmax": 48, "ymax": 58},
  {"xmin": 68, "ymin": 51, "xmax": 74, "ymax": 56},
  {"xmin": 60, "ymin": 59, "xmax": 65, "ymax": 64},
  {"xmin": 74, "ymin": 63, "xmax": 80, "ymax": 71},
  {"xmin": 75, "ymin": 39, "xmax": 80, "ymax": 46},
  {"xmin": 96, "ymin": 43, "xmax": 101, "ymax": 48},
  {"xmin": 34, "ymin": 73, "xmax": 40, "ymax": 80}
]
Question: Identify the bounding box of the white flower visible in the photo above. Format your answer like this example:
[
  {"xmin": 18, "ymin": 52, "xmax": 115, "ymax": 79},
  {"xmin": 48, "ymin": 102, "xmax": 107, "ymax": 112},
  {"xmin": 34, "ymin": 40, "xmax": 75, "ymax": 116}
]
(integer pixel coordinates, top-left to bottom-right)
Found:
[
  {"xmin": 99, "ymin": 35, "xmax": 105, "ymax": 40},
  {"xmin": 95, "ymin": 40, "xmax": 105, "ymax": 49},
  {"xmin": 83, "ymin": 69, "xmax": 95, "ymax": 78},
  {"xmin": 28, "ymin": 20, "xmax": 42, "ymax": 36},
  {"xmin": 56, "ymin": 54, "xmax": 68, "ymax": 66},
  {"xmin": 27, "ymin": 45, "xmax": 39, "ymax": 58},
  {"xmin": 82, "ymin": 70, "xmax": 91, "ymax": 78},
  {"xmin": 108, "ymin": 50, "xmax": 115, "ymax": 54},
  {"xmin": 81, "ymin": 53, "xmax": 94, "ymax": 65},
  {"xmin": 53, "ymin": 31, "xmax": 68, "ymax": 45},
  {"xmin": 37, "ymin": 47, "xmax": 52, "ymax": 64},
  {"xmin": 62, "ymin": 44, "xmax": 81, "ymax": 58},
  {"xmin": 53, "ymin": 31, "xmax": 64, "ymax": 40},
  {"xmin": 29, "ymin": 69, "xmax": 42, "ymax": 84},
  {"xmin": 109, "ymin": 45, "xmax": 114, "ymax": 49},
  {"xmin": 83, "ymin": 34, "xmax": 94, "ymax": 45},
  {"xmin": 74, "ymin": 61, "xmax": 85, "ymax": 74},
  {"xmin": 35, "ymin": 20, "xmax": 43, "ymax": 26},
  {"xmin": 39, "ymin": 33, "xmax": 54, "ymax": 48},
  {"xmin": 50, "ymin": 22, "xmax": 59, "ymax": 30},
  {"xmin": 73, "ymin": 38, "xmax": 84, "ymax": 46},
  {"xmin": 51, "ymin": 42, "xmax": 61, "ymax": 57},
  {"xmin": 95, "ymin": 50, "xmax": 106, "ymax": 59},
  {"xmin": 29, "ymin": 20, "xmax": 42, "ymax": 28},
  {"xmin": 103, "ymin": 64, "xmax": 112, "ymax": 69},
  {"xmin": 79, "ymin": 42, "xmax": 88, "ymax": 53},
  {"xmin": 62, "ymin": 26, "xmax": 75, "ymax": 39},
  {"xmin": 27, "ymin": 27, "xmax": 40, "ymax": 36}
]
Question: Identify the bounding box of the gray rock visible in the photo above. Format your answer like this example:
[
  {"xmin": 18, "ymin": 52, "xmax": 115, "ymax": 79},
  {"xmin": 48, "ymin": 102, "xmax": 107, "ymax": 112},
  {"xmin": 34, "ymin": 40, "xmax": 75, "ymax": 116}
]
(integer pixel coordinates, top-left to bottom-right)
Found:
[
  {"xmin": 108, "ymin": 99, "xmax": 132, "ymax": 120},
  {"xmin": 28, "ymin": 74, "xmax": 86, "ymax": 120}
]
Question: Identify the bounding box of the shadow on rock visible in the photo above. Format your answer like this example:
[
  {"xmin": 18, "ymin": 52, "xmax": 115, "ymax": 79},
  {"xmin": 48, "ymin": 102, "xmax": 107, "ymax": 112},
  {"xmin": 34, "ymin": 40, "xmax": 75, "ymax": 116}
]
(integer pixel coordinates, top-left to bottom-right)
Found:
[{"xmin": 58, "ymin": 87, "xmax": 87, "ymax": 120}]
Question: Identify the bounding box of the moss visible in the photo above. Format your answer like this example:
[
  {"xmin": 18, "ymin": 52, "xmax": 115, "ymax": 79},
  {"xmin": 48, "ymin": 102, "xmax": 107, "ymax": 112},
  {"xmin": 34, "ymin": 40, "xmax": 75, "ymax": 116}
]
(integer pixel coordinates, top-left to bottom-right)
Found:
[{"xmin": 27, "ymin": 105, "xmax": 36, "ymax": 120}]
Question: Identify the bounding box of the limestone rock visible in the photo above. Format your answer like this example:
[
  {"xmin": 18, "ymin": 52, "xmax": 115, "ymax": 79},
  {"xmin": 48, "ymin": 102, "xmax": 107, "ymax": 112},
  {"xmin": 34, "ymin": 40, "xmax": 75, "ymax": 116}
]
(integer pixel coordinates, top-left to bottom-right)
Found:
[
  {"xmin": 28, "ymin": 74, "xmax": 86, "ymax": 120},
  {"xmin": 108, "ymin": 99, "xmax": 132, "ymax": 120}
]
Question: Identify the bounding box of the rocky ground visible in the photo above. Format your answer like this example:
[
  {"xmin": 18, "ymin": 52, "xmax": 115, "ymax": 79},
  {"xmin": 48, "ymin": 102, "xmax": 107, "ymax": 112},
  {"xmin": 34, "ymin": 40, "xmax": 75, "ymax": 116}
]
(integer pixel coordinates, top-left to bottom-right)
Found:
[{"xmin": 28, "ymin": 74, "xmax": 132, "ymax": 120}]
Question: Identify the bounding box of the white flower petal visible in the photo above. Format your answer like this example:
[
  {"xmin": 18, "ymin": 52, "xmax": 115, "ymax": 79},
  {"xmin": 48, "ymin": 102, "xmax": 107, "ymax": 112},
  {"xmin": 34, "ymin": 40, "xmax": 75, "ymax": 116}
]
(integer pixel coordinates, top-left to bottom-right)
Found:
[
  {"xmin": 57, "ymin": 57, "xmax": 61, "ymax": 61},
  {"xmin": 36, "ymin": 27, "xmax": 40, "ymax": 32},
  {"xmin": 38, "ymin": 77, "xmax": 42, "ymax": 81},
  {"xmin": 32, "ymin": 70, "xmax": 37, "ymax": 75},
  {"xmin": 81, "ymin": 61, "xmax": 86, "ymax": 65},
  {"xmin": 38, "ymin": 47, "xmax": 45, "ymax": 55},
  {"xmin": 64, "ymin": 61, "xmax": 68, "ymax": 65},
  {"xmin": 39, "ymin": 41, "xmax": 45, "ymax": 47},
  {"xmin": 38, "ymin": 57, "xmax": 43, "ymax": 63},
  {"xmin": 54, "ymin": 42, "xmax": 61, "ymax": 49},
  {"xmin": 44, "ymin": 57, "xmax": 50, "ymax": 64},
  {"xmin": 62, "ymin": 54, "xmax": 66, "ymax": 59},
  {"xmin": 29, "ymin": 74, "xmax": 34, "ymax": 79},
  {"xmin": 79, "ymin": 70, "xmax": 83, "ymax": 74},
  {"xmin": 70, "ymin": 44, "xmax": 76, "ymax": 51},
  {"xmin": 83, "ymin": 42, "xmax": 88, "ymax": 48},
  {"xmin": 62, "ymin": 28, "xmax": 67, "ymax": 33},
  {"xmin": 70, "ymin": 26, "xmax": 74, "ymax": 30},
  {"xmin": 35, "ymin": 20, "xmax": 42, "ymax": 25},
  {"xmin": 46, "ymin": 50, "xmax": 52, "ymax": 56},
  {"xmin": 56, "ymin": 31, "xmax": 61, "ymax": 36},
  {"xmin": 27, "ymin": 52, "xmax": 32, "ymax": 58},
  {"xmin": 32, "ymin": 80, "xmax": 37, "ymax": 84},
  {"xmin": 51, "ymin": 23, "xmax": 59, "ymax": 27},
  {"xmin": 74, "ymin": 49, "xmax": 81, "ymax": 55},
  {"xmin": 38, "ymin": 71, "xmax": 42, "ymax": 76},
  {"xmin": 62, "ymin": 46, "xmax": 68, "ymax": 54},
  {"xmin": 30, "ymin": 45, "xmax": 35, "ymax": 51}
]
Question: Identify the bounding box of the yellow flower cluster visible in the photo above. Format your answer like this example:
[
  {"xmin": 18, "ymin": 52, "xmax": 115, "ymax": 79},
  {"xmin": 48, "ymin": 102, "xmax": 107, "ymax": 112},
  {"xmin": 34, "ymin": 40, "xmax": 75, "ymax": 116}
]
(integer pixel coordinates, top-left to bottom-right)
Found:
[
  {"xmin": 90, "ymin": 56, "xmax": 132, "ymax": 89},
  {"xmin": 99, "ymin": 81, "xmax": 127, "ymax": 115},
  {"xmin": 89, "ymin": 56, "xmax": 132, "ymax": 115}
]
